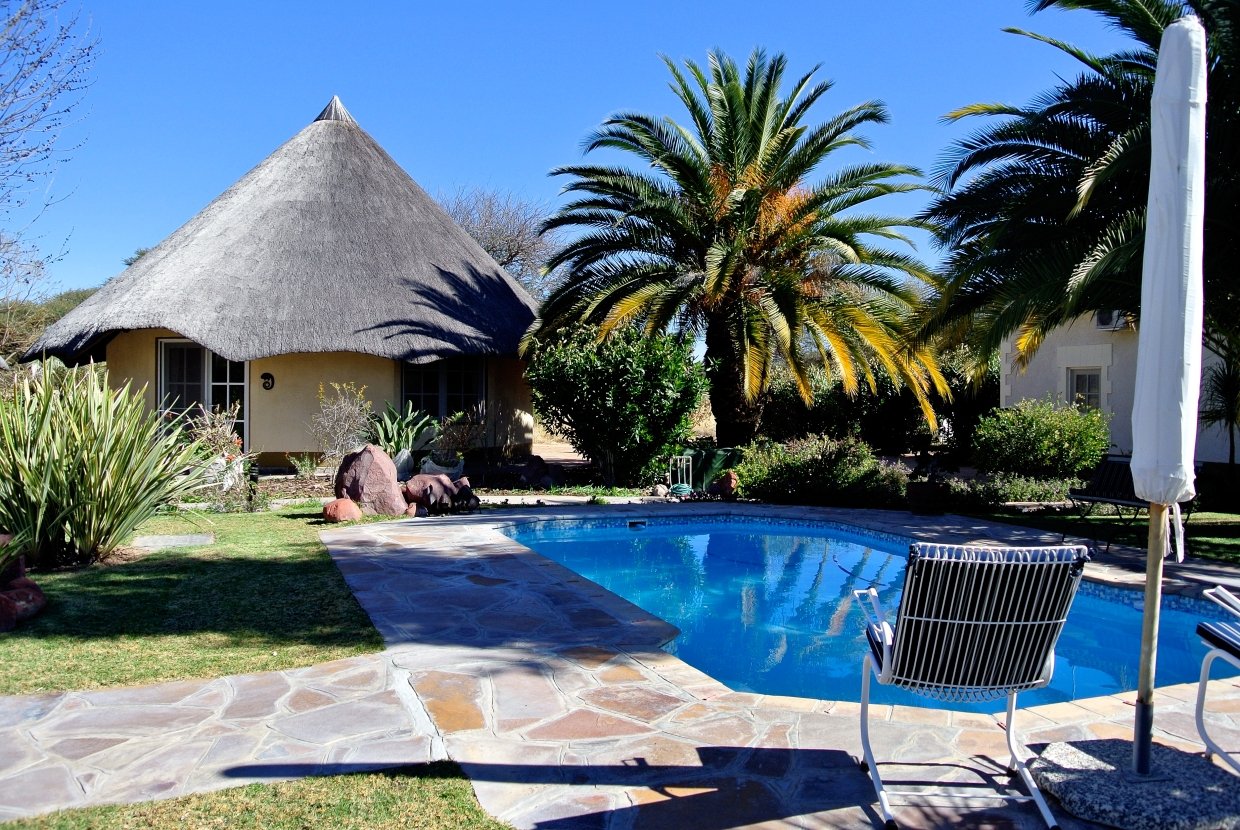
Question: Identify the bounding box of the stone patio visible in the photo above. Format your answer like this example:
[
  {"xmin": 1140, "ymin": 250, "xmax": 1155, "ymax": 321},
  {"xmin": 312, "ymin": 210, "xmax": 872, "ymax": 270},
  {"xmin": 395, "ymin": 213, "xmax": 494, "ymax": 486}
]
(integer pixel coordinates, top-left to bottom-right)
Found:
[{"xmin": 1, "ymin": 502, "xmax": 1237, "ymax": 828}]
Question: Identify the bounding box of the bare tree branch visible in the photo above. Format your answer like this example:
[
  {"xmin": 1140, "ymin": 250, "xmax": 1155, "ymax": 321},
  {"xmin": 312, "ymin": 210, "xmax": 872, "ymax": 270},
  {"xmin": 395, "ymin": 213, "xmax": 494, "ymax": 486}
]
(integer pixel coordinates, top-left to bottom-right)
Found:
[
  {"xmin": 438, "ymin": 187, "xmax": 560, "ymax": 300},
  {"xmin": 0, "ymin": 0, "xmax": 96, "ymax": 375}
]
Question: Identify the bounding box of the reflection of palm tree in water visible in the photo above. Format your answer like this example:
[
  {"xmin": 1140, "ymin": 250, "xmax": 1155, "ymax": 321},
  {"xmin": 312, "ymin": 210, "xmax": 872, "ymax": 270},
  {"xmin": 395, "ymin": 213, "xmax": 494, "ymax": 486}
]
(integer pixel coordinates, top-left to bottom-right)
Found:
[
  {"xmin": 801, "ymin": 546, "xmax": 897, "ymax": 662},
  {"xmin": 700, "ymin": 533, "xmax": 899, "ymax": 679},
  {"xmin": 825, "ymin": 547, "xmax": 895, "ymax": 636}
]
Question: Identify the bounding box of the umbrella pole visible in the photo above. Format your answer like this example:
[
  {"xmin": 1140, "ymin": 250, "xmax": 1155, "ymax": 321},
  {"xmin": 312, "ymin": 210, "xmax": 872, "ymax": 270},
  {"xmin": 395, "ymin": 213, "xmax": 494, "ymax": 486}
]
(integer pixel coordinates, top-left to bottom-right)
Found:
[{"xmin": 1134, "ymin": 502, "xmax": 1168, "ymax": 775}]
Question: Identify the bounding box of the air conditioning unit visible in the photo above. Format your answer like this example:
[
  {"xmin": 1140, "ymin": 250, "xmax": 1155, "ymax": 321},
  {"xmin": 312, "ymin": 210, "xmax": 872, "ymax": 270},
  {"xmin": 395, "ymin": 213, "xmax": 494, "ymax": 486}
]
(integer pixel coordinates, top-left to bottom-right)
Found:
[{"xmin": 1095, "ymin": 309, "xmax": 1124, "ymax": 330}]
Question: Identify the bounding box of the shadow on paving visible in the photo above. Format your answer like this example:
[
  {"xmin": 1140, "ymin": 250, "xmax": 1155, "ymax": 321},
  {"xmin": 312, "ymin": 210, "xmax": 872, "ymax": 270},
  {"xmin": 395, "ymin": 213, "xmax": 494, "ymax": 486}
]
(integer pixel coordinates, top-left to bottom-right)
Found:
[
  {"xmin": 224, "ymin": 746, "xmax": 880, "ymax": 828},
  {"xmin": 326, "ymin": 534, "xmax": 680, "ymax": 659},
  {"xmin": 222, "ymin": 748, "xmax": 1064, "ymax": 829}
]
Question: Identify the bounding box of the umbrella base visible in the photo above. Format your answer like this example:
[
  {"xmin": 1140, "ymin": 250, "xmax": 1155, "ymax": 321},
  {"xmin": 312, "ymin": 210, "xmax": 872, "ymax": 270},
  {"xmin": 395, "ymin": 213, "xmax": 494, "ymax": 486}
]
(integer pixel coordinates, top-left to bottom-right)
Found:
[{"xmin": 1031, "ymin": 739, "xmax": 1240, "ymax": 830}]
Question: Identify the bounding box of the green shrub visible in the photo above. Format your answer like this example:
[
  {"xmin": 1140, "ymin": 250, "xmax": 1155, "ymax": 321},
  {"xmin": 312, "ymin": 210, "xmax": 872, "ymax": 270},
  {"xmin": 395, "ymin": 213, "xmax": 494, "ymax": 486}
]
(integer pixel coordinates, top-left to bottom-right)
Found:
[
  {"xmin": 972, "ymin": 398, "xmax": 1109, "ymax": 477},
  {"xmin": 368, "ymin": 401, "xmax": 438, "ymax": 457},
  {"xmin": 946, "ymin": 473, "xmax": 1082, "ymax": 509},
  {"xmin": 760, "ymin": 365, "xmax": 928, "ymax": 454},
  {"xmin": 525, "ymin": 327, "xmax": 707, "ymax": 486},
  {"xmin": 733, "ymin": 435, "xmax": 907, "ymax": 507},
  {"xmin": 0, "ymin": 366, "xmax": 211, "ymax": 569}
]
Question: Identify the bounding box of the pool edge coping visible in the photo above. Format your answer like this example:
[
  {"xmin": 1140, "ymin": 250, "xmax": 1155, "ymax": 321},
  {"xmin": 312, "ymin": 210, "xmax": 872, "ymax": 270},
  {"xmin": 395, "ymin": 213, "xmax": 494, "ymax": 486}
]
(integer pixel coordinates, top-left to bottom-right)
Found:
[{"xmin": 324, "ymin": 501, "xmax": 1240, "ymax": 725}]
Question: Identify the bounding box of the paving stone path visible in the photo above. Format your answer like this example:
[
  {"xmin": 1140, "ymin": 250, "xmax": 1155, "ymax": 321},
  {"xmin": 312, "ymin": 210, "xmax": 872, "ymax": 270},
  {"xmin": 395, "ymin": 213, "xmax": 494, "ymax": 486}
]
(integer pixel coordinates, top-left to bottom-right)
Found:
[{"xmin": 1, "ymin": 503, "xmax": 1237, "ymax": 828}]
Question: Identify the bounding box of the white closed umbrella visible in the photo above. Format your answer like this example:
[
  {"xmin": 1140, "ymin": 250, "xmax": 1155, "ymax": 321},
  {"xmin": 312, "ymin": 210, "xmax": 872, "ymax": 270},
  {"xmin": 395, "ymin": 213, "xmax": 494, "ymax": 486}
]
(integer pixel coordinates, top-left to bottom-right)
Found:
[{"xmin": 1129, "ymin": 13, "xmax": 1207, "ymax": 776}]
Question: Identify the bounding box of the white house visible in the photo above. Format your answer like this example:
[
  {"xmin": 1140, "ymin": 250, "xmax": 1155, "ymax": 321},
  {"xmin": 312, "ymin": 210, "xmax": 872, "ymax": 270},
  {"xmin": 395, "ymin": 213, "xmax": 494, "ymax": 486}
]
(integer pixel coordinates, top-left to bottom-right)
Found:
[{"xmin": 1000, "ymin": 312, "xmax": 1230, "ymax": 464}]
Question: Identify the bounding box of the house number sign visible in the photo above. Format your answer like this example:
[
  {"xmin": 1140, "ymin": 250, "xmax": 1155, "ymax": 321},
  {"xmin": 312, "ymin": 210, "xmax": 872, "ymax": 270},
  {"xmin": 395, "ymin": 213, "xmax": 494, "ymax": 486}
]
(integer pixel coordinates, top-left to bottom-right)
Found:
[{"xmin": 261, "ymin": 373, "xmax": 275, "ymax": 390}]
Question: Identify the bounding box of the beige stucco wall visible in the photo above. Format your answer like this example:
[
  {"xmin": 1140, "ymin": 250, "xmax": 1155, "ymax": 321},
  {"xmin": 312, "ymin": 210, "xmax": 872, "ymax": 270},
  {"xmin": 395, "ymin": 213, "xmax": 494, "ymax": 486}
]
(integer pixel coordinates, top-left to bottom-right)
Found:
[
  {"xmin": 487, "ymin": 358, "xmax": 535, "ymax": 452},
  {"xmin": 1000, "ymin": 316, "xmax": 1228, "ymax": 463},
  {"xmin": 103, "ymin": 330, "xmax": 535, "ymax": 466},
  {"xmin": 105, "ymin": 328, "xmax": 180, "ymax": 411},
  {"xmin": 247, "ymin": 352, "xmax": 399, "ymax": 458}
]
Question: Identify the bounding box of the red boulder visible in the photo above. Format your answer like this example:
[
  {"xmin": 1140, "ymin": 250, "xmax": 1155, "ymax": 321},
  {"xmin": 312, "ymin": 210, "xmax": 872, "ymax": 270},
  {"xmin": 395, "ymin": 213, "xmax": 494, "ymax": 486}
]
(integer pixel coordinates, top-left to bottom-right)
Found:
[
  {"xmin": 323, "ymin": 498, "xmax": 363, "ymax": 523},
  {"xmin": 0, "ymin": 593, "xmax": 16, "ymax": 633},
  {"xmin": 334, "ymin": 445, "xmax": 407, "ymax": 516}
]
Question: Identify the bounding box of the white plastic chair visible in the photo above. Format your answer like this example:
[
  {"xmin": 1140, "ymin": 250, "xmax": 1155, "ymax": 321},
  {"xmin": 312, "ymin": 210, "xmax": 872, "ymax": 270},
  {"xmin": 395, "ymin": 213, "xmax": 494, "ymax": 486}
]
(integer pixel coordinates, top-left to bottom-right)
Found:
[
  {"xmin": 1195, "ymin": 585, "xmax": 1240, "ymax": 775},
  {"xmin": 855, "ymin": 542, "xmax": 1089, "ymax": 830}
]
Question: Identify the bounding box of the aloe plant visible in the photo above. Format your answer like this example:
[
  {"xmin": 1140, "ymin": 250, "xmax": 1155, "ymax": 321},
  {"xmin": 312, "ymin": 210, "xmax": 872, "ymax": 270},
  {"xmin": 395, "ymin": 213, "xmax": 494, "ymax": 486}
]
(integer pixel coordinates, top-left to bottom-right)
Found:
[
  {"xmin": 368, "ymin": 401, "xmax": 438, "ymax": 457},
  {"xmin": 0, "ymin": 365, "xmax": 211, "ymax": 569}
]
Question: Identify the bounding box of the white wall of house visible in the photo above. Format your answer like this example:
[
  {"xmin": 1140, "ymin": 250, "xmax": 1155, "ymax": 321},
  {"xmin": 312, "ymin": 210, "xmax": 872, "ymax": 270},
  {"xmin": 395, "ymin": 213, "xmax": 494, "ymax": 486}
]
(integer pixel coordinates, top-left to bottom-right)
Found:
[{"xmin": 1001, "ymin": 315, "xmax": 1231, "ymax": 464}]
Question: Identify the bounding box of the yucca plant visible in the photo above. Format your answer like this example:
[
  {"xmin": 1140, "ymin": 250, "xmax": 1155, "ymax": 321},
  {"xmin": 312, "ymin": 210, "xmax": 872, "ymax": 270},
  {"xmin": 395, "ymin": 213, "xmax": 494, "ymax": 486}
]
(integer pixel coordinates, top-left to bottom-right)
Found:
[
  {"xmin": 0, "ymin": 365, "xmax": 211, "ymax": 569},
  {"xmin": 368, "ymin": 401, "xmax": 438, "ymax": 457}
]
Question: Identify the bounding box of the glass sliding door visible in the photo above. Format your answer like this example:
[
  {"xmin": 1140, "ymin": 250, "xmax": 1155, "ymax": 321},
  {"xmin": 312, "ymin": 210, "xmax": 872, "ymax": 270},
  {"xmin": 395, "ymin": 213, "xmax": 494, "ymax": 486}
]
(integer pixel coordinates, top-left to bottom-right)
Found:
[{"xmin": 158, "ymin": 339, "xmax": 248, "ymax": 447}]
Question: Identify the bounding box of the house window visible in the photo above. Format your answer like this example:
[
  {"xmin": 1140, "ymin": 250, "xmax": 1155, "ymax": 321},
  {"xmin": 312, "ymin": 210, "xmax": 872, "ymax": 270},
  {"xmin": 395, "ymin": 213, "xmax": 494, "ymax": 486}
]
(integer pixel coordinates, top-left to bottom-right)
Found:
[
  {"xmin": 1068, "ymin": 367, "xmax": 1102, "ymax": 410},
  {"xmin": 158, "ymin": 340, "xmax": 248, "ymax": 446},
  {"xmin": 402, "ymin": 358, "xmax": 486, "ymax": 419}
]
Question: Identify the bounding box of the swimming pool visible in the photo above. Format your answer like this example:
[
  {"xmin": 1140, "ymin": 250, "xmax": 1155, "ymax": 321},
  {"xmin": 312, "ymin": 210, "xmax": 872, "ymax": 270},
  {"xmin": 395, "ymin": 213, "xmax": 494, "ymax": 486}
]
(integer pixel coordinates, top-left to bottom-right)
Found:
[{"xmin": 506, "ymin": 516, "xmax": 1239, "ymax": 711}]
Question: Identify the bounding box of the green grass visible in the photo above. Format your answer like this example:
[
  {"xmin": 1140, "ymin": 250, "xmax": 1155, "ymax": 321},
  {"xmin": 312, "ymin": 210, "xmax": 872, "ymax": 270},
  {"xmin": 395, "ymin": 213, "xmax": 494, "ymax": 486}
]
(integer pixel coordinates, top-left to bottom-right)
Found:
[
  {"xmin": 968, "ymin": 508, "xmax": 1240, "ymax": 565},
  {"xmin": 0, "ymin": 508, "xmax": 385, "ymax": 695},
  {"xmin": 2, "ymin": 763, "xmax": 512, "ymax": 830}
]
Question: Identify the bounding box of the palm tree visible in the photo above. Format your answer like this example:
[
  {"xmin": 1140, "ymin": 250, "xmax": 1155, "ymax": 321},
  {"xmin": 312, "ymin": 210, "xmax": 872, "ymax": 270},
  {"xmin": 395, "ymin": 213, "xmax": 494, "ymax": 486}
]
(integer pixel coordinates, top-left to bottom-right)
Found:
[
  {"xmin": 1201, "ymin": 358, "xmax": 1240, "ymax": 465},
  {"xmin": 921, "ymin": 0, "xmax": 1240, "ymax": 376},
  {"xmin": 526, "ymin": 49, "xmax": 947, "ymax": 446}
]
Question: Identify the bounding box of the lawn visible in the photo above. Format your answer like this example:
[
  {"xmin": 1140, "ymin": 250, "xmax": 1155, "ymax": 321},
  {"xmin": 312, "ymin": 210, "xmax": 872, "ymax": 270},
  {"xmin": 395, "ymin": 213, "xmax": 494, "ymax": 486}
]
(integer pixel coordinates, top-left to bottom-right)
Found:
[
  {"xmin": 3, "ymin": 763, "xmax": 511, "ymax": 830},
  {"xmin": 0, "ymin": 507, "xmax": 385, "ymax": 696},
  {"xmin": 968, "ymin": 508, "xmax": 1240, "ymax": 565}
]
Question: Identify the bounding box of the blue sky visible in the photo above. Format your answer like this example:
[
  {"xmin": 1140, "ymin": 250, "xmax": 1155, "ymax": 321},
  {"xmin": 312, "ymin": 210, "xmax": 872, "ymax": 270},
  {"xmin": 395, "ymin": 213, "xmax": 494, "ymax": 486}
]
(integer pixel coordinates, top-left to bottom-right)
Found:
[{"xmin": 28, "ymin": 0, "xmax": 1134, "ymax": 292}]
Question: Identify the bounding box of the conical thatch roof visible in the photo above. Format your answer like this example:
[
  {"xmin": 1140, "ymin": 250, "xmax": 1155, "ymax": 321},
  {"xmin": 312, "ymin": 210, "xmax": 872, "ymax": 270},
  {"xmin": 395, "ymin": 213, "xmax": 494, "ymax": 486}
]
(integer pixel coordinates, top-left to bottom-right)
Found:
[{"xmin": 27, "ymin": 97, "xmax": 539, "ymax": 365}]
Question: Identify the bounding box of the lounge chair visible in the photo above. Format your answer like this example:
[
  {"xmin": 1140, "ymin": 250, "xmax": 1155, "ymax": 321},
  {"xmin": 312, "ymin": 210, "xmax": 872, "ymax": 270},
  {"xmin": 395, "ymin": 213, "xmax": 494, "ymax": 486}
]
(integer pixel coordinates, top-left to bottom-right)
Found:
[
  {"xmin": 1195, "ymin": 585, "xmax": 1240, "ymax": 775},
  {"xmin": 855, "ymin": 542, "xmax": 1089, "ymax": 830}
]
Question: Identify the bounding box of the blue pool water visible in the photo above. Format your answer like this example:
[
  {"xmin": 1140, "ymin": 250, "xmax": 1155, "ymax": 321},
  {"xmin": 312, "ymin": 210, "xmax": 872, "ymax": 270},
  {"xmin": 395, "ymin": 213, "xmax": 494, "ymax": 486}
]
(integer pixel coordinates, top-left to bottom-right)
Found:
[{"xmin": 506, "ymin": 517, "xmax": 1239, "ymax": 711}]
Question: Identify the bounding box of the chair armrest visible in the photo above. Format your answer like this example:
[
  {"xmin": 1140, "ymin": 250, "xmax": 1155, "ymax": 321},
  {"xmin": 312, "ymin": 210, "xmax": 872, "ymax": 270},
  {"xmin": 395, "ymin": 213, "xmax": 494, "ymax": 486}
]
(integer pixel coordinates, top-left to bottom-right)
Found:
[
  {"xmin": 854, "ymin": 588, "xmax": 894, "ymax": 650},
  {"xmin": 1205, "ymin": 586, "xmax": 1240, "ymax": 620}
]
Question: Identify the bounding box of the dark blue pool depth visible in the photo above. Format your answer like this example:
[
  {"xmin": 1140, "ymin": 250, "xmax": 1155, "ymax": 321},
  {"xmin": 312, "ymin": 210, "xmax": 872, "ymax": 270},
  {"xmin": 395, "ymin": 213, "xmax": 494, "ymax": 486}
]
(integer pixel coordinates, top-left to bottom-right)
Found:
[{"xmin": 506, "ymin": 518, "xmax": 1238, "ymax": 712}]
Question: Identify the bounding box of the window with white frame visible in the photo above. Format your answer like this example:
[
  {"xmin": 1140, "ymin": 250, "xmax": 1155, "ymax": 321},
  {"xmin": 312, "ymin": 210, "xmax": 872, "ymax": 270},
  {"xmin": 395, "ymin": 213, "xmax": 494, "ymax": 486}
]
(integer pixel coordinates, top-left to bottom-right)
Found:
[
  {"xmin": 1068, "ymin": 367, "xmax": 1102, "ymax": 410},
  {"xmin": 401, "ymin": 357, "xmax": 486, "ymax": 419},
  {"xmin": 158, "ymin": 340, "xmax": 248, "ymax": 445}
]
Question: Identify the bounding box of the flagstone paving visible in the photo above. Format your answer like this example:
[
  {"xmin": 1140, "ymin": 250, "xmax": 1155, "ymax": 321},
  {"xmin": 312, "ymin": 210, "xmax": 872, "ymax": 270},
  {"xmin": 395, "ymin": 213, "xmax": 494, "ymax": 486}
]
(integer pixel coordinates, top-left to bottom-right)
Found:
[{"xmin": 0, "ymin": 503, "xmax": 1237, "ymax": 828}]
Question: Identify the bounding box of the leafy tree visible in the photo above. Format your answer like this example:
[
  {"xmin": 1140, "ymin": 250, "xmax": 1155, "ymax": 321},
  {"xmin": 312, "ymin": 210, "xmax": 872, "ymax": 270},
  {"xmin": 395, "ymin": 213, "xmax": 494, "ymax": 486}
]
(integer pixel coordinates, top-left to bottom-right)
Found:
[
  {"xmin": 922, "ymin": 0, "xmax": 1240, "ymax": 374},
  {"xmin": 1, "ymin": 285, "xmax": 96, "ymax": 381},
  {"xmin": 1201, "ymin": 357, "xmax": 1240, "ymax": 465},
  {"xmin": 524, "ymin": 327, "xmax": 706, "ymax": 486},
  {"xmin": 439, "ymin": 189, "xmax": 559, "ymax": 299},
  {"xmin": 527, "ymin": 48, "xmax": 946, "ymax": 446}
]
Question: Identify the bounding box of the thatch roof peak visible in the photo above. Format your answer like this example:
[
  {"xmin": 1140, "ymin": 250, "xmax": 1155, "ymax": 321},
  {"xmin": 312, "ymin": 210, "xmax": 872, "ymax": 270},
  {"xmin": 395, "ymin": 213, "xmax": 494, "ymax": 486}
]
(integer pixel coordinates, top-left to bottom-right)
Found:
[
  {"xmin": 27, "ymin": 100, "xmax": 538, "ymax": 366},
  {"xmin": 314, "ymin": 95, "xmax": 356, "ymax": 125}
]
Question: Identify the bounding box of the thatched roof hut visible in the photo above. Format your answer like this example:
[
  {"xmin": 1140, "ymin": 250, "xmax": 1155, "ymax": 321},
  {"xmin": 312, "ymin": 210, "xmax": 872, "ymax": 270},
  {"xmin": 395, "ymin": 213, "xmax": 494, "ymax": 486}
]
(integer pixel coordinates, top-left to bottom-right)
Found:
[{"xmin": 26, "ymin": 97, "xmax": 538, "ymax": 365}]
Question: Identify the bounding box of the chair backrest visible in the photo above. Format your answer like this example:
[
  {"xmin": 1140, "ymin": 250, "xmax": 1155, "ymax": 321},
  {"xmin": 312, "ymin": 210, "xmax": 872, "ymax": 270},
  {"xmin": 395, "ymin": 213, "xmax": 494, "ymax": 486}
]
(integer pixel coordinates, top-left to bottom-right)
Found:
[{"xmin": 888, "ymin": 543, "xmax": 1089, "ymax": 703}]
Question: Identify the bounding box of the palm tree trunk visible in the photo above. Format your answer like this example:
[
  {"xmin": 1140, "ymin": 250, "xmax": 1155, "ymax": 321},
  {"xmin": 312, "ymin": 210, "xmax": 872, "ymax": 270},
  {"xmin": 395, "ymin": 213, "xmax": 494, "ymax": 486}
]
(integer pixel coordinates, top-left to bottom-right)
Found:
[
  {"xmin": 1230, "ymin": 426, "xmax": 1235, "ymax": 467},
  {"xmin": 704, "ymin": 316, "xmax": 764, "ymax": 447}
]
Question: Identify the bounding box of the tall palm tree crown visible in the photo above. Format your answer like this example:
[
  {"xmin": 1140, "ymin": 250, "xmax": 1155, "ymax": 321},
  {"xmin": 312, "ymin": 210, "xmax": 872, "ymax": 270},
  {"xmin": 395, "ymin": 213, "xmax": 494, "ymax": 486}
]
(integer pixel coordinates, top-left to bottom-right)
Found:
[
  {"xmin": 922, "ymin": 0, "xmax": 1240, "ymax": 375},
  {"xmin": 526, "ymin": 49, "xmax": 946, "ymax": 446}
]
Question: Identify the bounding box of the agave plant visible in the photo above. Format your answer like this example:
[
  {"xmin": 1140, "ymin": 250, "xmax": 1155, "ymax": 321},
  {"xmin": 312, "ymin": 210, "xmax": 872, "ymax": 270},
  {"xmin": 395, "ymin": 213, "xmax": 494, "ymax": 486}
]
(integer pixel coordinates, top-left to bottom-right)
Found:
[
  {"xmin": 0, "ymin": 365, "xmax": 211, "ymax": 568},
  {"xmin": 368, "ymin": 401, "xmax": 438, "ymax": 457}
]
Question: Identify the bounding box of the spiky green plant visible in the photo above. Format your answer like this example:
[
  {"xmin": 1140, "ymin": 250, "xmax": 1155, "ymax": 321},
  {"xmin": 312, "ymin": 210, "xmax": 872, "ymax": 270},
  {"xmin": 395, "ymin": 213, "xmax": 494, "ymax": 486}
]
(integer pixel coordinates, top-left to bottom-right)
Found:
[
  {"xmin": 368, "ymin": 401, "xmax": 439, "ymax": 457},
  {"xmin": 527, "ymin": 48, "xmax": 946, "ymax": 446},
  {"xmin": 0, "ymin": 365, "xmax": 210, "ymax": 569}
]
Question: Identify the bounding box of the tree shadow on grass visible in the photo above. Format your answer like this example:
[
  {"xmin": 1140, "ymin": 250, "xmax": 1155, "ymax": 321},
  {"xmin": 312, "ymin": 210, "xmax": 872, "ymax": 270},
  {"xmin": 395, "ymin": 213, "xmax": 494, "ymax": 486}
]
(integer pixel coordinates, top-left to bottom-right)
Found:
[
  {"xmin": 6, "ymin": 541, "xmax": 379, "ymax": 648},
  {"xmin": 224, "ymin": 747, "xmax": 886, "ymax": 830}
]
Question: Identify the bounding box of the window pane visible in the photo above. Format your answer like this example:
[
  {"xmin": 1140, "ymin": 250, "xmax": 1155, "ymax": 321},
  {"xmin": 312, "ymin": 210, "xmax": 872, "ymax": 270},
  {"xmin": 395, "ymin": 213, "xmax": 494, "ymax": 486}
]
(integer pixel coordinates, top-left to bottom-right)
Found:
[
  {"xmin": 212, "ymin": 353, "xmax": 228, "ymax": 383},
  {"xmin": 163, "ymin": 344, "xmax": 204, "ymax": 414},
  {"xmin": 1069, "ymin": 368, "xmax": 1101, "ymax": 409}
]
